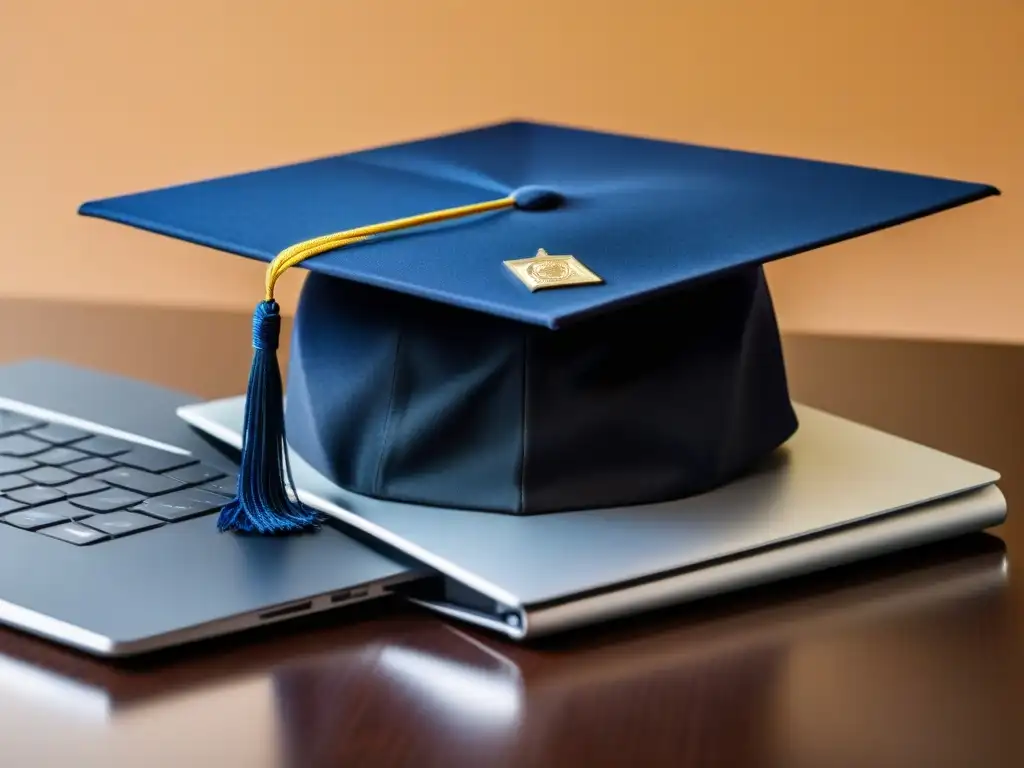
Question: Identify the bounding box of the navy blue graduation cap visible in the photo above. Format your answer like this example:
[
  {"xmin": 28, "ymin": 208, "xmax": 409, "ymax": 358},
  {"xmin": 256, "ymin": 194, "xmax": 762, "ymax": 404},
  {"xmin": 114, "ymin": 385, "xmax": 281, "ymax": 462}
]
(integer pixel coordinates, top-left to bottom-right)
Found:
[{"xmin": 79, "ymin": 121, "xmax": 998, "ymax": 534}]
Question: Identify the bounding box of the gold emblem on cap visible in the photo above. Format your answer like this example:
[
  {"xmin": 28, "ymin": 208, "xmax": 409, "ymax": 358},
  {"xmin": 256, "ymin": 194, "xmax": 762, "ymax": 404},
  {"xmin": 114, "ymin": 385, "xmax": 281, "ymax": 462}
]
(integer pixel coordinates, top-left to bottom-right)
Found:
[{"xmin": 504, "ymin": 249, "xmax": 603, "ymax": 292}]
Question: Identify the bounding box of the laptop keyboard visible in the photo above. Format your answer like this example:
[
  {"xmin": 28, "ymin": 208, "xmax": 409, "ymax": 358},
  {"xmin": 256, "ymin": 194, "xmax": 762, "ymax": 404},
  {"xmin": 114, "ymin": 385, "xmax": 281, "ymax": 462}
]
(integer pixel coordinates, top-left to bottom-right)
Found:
[{"xmin": 0, "ymin": 409, "xmax": 237, "ymax": 546}]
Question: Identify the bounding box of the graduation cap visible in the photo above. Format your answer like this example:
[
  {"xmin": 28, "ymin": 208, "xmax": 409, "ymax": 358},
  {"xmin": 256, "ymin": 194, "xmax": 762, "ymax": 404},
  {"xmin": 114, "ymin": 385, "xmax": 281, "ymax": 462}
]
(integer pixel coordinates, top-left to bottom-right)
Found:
[{"xmin": 78, "ymin": 121, "xmax": 998, "ymax": 535}]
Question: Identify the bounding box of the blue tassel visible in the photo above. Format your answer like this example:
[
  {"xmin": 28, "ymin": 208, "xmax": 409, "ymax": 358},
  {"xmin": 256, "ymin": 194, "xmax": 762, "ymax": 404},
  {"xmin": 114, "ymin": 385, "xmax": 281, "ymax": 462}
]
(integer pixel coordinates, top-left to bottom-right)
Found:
[{"xmin": 218, "ymin": 300, "xmax": 321, "ymax": 535}]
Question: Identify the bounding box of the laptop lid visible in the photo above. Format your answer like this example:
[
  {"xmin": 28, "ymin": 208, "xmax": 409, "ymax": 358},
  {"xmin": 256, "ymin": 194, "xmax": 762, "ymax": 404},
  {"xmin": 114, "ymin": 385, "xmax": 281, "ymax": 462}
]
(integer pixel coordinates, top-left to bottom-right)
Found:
[{"xmin": 177, "ymin": 399, "xmax": 1001, "ymax": 625}]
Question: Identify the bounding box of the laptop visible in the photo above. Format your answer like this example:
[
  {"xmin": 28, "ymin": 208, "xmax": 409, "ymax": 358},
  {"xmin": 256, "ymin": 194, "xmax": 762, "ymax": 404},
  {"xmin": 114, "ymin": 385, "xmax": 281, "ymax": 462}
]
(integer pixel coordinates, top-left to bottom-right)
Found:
[
  {"xmin": 178, "ymin": 394, "xmax": 1006, "ymax": 640},
  {"xmin": 0, "ymin": 360, "xmax": 424, "ymax": 657},
  {"xmin": 0, "ymin": 357, "xmax": 1003, "ymax": 657}
]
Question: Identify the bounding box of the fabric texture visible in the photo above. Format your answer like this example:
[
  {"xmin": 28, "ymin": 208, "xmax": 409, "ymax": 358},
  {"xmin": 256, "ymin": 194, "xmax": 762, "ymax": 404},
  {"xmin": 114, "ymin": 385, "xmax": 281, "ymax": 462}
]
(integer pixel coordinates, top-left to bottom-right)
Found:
[{"xmin": 286, "ymin": 267, "xmax": 796, "ymax": 514}]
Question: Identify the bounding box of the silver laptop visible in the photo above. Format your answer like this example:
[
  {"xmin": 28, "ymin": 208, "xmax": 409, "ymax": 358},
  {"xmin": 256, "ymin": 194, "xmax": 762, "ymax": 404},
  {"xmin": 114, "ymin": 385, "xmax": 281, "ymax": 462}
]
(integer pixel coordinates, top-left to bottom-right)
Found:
[
  {"xmin": 178, "ymin": 396, "xmax": 1006, "ymax": 639},
  {"xmin": 0, "ymin": 361, "xmax": 423, "ymax": 657}
]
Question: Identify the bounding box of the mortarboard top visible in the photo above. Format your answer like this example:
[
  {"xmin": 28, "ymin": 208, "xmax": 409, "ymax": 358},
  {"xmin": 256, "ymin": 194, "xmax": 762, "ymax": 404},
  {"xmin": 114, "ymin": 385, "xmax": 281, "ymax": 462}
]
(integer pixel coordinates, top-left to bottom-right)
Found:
[{"xmin": 79, "ymin": 120, "xmax": 998, "ymax": 535}]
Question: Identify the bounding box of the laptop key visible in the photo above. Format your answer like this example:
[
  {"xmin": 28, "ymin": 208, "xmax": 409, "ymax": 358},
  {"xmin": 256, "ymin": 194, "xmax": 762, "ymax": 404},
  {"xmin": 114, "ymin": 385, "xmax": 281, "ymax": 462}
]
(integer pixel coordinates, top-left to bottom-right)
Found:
[
  {"xmin": 167, "ymin": 462, "xmax": 227, "ymax": 485},
  {"xmin": 65, "ymin": 456, "xmax": 115, "ymax": 475},
  {"xmin": 0, "ymin": 498, "xmax": 26, "ymax": 516},
  {"xmin": 6, "ymin": 486, "xmax": 66, "ymax": 505},
  {"xmin": 82, "ymin": 511, "xmax": 163, "ymax": 538},
  {"xmin": 5, "ymin": 509, "xmax": 70, "ymax": 530},
  {"xmin": 117, "ymin": 447, "xmax": 197, "ymax": 474},
  {"xmin": 22, "ymin": 466, "xmax": 77, "ymax": 486},
  {"xmin": 0, "ymin": 411, "xmax": 44, "ymax": 436},
  {"xmin": 40, "ymin": 523, "xmax": 108, "ymax": 545},
  {"xmin": 0, "ymin": 474, "xmax": 30, "ymax": 492},
  {"xmin": 133, "ymin": 488, "xmax": 227, "ymax": 522},
  {"xmin": 33, "ymin": 447, "xmax": 90, "ymax": 466},
  {"xmin": 57, "ymin": 477, "xmax": 110, "ymax": 497},
  {"xmin": 70, "ymin": 488, "xmax": 146, "ymax": 512},
  {"xmin": 0, "ymin": 435, "xmax": 50, "ymax": 457},
  {"xmin": 96, "ymin": 467, "xmax": 185, "ymax": 496},
  {"xmin": 74, "ymin": 435, "xmax": 135, "ymax": 457},
  {"xmin": 201, "ymin": 476, "xmax": 238, "ymax": 497},
  {"xmin": 0, "ymin": 456, "xmax": 37, "ymax": 475},
  {"xmin": 4, "ymin": 502, "xmax": 92, "ymax": 530},
  {"xmin": 26, "ymin": 423, "xmax": 90, "ymax": 445}
]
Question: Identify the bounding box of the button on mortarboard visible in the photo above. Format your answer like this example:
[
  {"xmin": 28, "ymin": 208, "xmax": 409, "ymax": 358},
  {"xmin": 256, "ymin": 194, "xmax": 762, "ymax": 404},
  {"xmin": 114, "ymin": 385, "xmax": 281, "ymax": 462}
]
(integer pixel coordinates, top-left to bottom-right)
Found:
[
  {"xmin": 79, "ymin": 120, "xmax": 998, "ymax": 531},
  {"xmin": 511, "ymin": 186, "xmax": 564, "ymax": 211}
]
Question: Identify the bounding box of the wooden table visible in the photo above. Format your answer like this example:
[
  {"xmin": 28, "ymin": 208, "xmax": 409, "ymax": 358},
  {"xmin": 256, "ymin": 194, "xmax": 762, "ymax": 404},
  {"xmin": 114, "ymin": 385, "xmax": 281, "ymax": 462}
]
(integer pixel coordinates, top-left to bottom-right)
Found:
[{"xmin": 0, "ymin": 299, "xmax": 1021, "ymax": 767}]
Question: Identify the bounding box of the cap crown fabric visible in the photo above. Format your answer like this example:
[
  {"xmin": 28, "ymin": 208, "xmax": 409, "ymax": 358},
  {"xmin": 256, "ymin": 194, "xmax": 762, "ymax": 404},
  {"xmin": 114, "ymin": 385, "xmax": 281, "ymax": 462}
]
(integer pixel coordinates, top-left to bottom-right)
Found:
[{"xmin": 287, "ymin": 266, "xmax": 794, "ymax": 514}]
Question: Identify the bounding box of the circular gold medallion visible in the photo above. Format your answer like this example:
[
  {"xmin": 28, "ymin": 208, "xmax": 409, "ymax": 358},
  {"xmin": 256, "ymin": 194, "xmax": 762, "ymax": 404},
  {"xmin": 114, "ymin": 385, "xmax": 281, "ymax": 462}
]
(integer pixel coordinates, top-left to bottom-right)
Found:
[{"xmin": 526, "ymin": 259, "xmax": 573, "ymax": 283}]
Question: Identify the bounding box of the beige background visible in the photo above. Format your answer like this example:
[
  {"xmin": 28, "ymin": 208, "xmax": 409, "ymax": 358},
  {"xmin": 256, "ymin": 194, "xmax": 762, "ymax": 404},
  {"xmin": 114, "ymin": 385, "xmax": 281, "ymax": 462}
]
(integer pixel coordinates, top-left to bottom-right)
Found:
[{"xmin": 1, "ymin": 0, "xmax": 1020, "ymax": 342}]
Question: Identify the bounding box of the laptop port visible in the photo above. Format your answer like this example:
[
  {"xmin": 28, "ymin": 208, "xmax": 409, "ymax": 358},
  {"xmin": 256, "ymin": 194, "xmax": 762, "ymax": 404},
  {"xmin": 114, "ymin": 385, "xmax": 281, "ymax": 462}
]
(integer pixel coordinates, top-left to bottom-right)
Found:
[
  {"xmin": 330, "ymin": 586, "xmax": 369, "ymax": 604},
  {"xmin": 259, "ymin": 600, "xmax": 312, "ymax": 620}
]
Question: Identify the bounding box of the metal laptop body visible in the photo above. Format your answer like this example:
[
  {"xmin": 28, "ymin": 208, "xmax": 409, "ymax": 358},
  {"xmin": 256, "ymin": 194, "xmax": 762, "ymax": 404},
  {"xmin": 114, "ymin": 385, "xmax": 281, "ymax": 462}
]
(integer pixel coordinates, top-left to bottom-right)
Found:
[
  {"xmin": 178, "ymin": 396, "xmax": 1006, "ymax": 640},
  {"xmin": 0, "ymin": 361, "xmax": 422, "ymax": 657}
]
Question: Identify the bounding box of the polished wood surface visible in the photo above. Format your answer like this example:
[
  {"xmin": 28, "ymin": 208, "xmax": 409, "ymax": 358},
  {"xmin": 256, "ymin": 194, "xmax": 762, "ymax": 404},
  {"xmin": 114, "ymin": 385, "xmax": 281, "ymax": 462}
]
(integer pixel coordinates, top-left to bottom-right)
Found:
[{"xmin": 0, "ymin": 299, "xmax": 1022, "ymax": 767}]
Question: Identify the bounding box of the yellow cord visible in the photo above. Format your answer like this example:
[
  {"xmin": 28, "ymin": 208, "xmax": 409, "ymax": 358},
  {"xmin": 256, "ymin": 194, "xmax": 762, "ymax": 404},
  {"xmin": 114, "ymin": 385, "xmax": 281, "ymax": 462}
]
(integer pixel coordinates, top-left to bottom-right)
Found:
[{"xmin": 264, "ymin": 195, "xmax": 516, "ymax": 302}]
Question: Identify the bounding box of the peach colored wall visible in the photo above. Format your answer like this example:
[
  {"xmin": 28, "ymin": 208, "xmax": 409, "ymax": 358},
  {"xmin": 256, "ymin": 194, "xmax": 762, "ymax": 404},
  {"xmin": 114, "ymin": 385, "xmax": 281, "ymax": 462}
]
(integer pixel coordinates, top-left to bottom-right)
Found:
[{"xmin": 1, "ymin": 1, "xmax": 1020, "ymax": 342}]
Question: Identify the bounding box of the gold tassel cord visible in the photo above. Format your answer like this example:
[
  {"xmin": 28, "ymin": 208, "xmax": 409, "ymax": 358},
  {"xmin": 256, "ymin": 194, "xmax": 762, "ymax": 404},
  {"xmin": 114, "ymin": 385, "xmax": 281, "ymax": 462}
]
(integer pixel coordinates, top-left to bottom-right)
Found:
[{"xmin": 264, "ymin": 196, "xmax": 517, "ymax": 301}]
